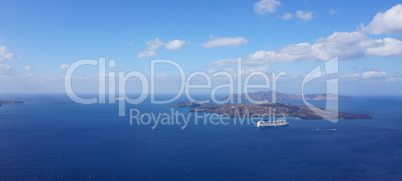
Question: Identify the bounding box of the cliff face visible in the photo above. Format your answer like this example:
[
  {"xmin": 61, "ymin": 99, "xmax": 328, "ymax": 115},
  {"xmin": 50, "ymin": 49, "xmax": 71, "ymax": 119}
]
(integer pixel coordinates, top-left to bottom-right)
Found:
[
  {"xmin": 222, "ymin": 91, "xmax": 353, "ymax": 101},
  {"xmin": 171, "ymin": 101, "xmax": 372, "ymax": 120}
]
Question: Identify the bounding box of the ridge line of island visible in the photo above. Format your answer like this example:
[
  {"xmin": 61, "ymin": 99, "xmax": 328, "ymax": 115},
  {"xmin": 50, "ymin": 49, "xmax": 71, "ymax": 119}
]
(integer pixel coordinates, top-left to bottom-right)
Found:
[
  {"xmin": 169, "ymin": 100, "xmax": 372, "ymax": 120},
  {"xmin": 221, "ymin": 91, "xmax": 353, "ymax": 101}
]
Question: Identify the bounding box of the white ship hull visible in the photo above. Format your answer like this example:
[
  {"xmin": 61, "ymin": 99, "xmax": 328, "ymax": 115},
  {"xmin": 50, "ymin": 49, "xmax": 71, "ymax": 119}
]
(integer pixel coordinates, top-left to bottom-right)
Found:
[{"xmin": 257, "ymin": 119, "xmax": 289, "ymax": 127}]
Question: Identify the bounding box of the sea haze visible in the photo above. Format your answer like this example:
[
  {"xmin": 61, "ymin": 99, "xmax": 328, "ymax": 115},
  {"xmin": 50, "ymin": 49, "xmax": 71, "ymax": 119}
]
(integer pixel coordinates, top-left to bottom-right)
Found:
[{"xmin": 0, "ymin": 94, "xmax": 401, "ymax": 180}]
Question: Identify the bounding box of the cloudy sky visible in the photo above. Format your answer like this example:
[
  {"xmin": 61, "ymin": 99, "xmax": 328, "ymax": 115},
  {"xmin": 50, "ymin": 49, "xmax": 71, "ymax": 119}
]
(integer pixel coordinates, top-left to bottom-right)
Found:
[{"xmin": 0, "ymin": 0, "xmax": 401, "ymax": 95}]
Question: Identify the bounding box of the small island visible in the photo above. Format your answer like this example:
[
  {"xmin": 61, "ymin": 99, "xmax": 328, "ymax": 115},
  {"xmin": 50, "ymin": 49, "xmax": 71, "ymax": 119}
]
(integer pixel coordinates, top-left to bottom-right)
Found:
[
  {"xmin": 170, "ymin": 101, "xmax": 372, "ymax": 120},
  {"xmin": 0, "ymin": 100, "xmax": 24, "ymax": 108}
]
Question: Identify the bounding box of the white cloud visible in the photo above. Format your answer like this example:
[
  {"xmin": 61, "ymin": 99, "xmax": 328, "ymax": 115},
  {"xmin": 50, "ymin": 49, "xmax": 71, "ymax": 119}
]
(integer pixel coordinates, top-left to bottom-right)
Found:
[
  {"xmin": 365, "ymin": 37, "xmax": 402, "ymax": 58},
  {"xmin": 280, "ymin": 13, "xmax": 293, "ymax": 20},
  {"xmin": 280, "ymin": 11, "xmax": 312, "ymax": 21},
  {"xmin": 361, "ymin": 71, "xmax": 387, "ymax": 79},
  {"xmin": 339, "ymin": 73, "xmax": 361, "ymax": 81},
  {"xmin": 286, "ymin": 72, "xmax": 387, "ymax": 81},
  {"xmin": 244, "ymin": 28, "xmax": 402, "ymax": 65},
  {"xmin": 137, "ymin": 50, "xmax": 156, "ymax": 58},
  {"xmin": 23, "ymin": 65, "xmax": 33, "ymax": 71},
  {"xmin": 207, "ymin": 69, "xmax": 217, "ymax": 74},
  {"xmin": 165, "ymin": 40, "xmax": 186, "ymax": 50},
  {"xmin": 363, "ymin": 66, "xmax": 380, "ymax": 71},
  {"xmin": 0, "ymin": 63, "xmax": 12, "ymax": 70},
  {"xmin": 362, "ymin": 4, "xmax": 402, "ymax": 35},
  {"xmin": 295, "ymin": 10, "xmax": 313, "ymax": 21},
  {"xmin": 201, "ymin": 36, "xmax": 248, "ymax": 48},
  {"xmin": 241, "ymin": 65, "xmax": 270, "ymax": 75},
  {"xmin": 138, "ymin": 38, "xmax": 188, "ymax": 58},
  {"xmin": 246, "ymin": 31, "xmax": 378, "ymax": 63},
  {"xmin": 231, "ymin": 25, "xmax": 402, "ymax": 66},
  {"xmin": 223, "ymin": 67, "xmax": 235, "ymax": 73},
  {"xmin": 254, "ymin": 0, "xmax": 281, "ymax": 15},
  {"xmin": 285, "ymin": 71, "xmax": 389, "ymax": 81},
  {"xmin": 207, "ymin": 59, "xmax": 238, "ymax": 67},
  {"xmin": 0, "ymin": 46, "xmax": 21, "ymax": 61},
  {"xmin": 329, "ymin": 8, "xmax": 339, "ymax": 15},
  {"xmin": 146, "ymin": 38, "xmax": 164, "ymax": 50},
  {"xmin": 60, "ymin": 64, "xmax": 70, "ymax": 69},
  {"xmin": 0, "ymin": 63, "xmax": 12, "ymax": 75},
  {"xmin": 340, "ymin": 73, "xmax": 361, "ymax": 78},
  {"xmin": 386, "ymin": 77, "xmax": 402, "ymax": 82},
  {"xmin": 137, "ymin": 38, "xmax": 164, "ymax": 58}
]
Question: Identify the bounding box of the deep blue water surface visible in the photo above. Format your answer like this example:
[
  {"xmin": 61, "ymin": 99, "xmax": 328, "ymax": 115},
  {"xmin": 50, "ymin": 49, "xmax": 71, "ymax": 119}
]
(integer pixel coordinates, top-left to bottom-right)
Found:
[{"xmin": 0, "ymin": 95, "xmax": 401, "ymax": 180}]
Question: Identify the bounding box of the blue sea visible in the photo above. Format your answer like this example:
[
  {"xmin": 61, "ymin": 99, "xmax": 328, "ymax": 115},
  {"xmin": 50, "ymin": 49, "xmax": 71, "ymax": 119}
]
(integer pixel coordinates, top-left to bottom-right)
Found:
[{"xmin": 0, "ymin": 94, "xmax": 401, "ymax": 180}]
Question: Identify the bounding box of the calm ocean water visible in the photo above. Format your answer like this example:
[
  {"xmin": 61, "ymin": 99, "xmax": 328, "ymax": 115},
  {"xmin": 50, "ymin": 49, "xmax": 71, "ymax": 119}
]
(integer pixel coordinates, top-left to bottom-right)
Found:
[{"xmin": 0, "ymin": 94, "xmax": 401, "ymax": 180}]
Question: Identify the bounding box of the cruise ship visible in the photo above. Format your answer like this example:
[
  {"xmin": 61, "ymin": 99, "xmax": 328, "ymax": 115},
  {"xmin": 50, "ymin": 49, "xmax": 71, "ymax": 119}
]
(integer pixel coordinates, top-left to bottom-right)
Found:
[{"xmin": 257, "ymin": 119, "xmax": 289, "ymax": 127}]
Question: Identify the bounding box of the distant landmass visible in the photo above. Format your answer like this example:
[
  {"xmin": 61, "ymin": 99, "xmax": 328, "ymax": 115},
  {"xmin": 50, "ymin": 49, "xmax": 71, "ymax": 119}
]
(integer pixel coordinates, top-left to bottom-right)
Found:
[
  {"xmin": 222, "ymin": 91, "xmax": 353, "ymax": 101},
  {"xmin": 170, "ymin": 101, "xmax": 372, "ymax": 120},
  {"xmin": 0, "ymin": 100, "xmax": 24, "ymax": 107},
  {"xmin": 169, "ymin": 101, "xmax": 209, "ymax": 108}
]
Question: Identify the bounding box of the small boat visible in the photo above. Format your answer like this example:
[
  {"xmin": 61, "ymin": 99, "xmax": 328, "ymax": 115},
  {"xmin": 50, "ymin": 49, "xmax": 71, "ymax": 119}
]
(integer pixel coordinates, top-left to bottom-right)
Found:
[{"xmin": 257, "ymin": 119, "xmax": 289, "ymax": 127}]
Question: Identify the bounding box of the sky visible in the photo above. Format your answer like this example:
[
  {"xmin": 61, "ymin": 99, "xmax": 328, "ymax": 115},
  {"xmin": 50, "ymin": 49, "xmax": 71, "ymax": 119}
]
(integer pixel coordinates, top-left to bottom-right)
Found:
[{"xmin": 0, "ymin": 0, "xmax": 401, "ymax": 95}]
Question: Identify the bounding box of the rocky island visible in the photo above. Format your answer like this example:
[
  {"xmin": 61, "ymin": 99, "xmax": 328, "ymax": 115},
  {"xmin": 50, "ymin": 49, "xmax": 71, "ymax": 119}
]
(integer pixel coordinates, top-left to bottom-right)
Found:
[
  {"xmin": 0, "ymin": 100, "xmax": 24, "ymax": 107},
  {"xmin": 170, "ymin": 101, "xmax": 372, "ymax": 120}
]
